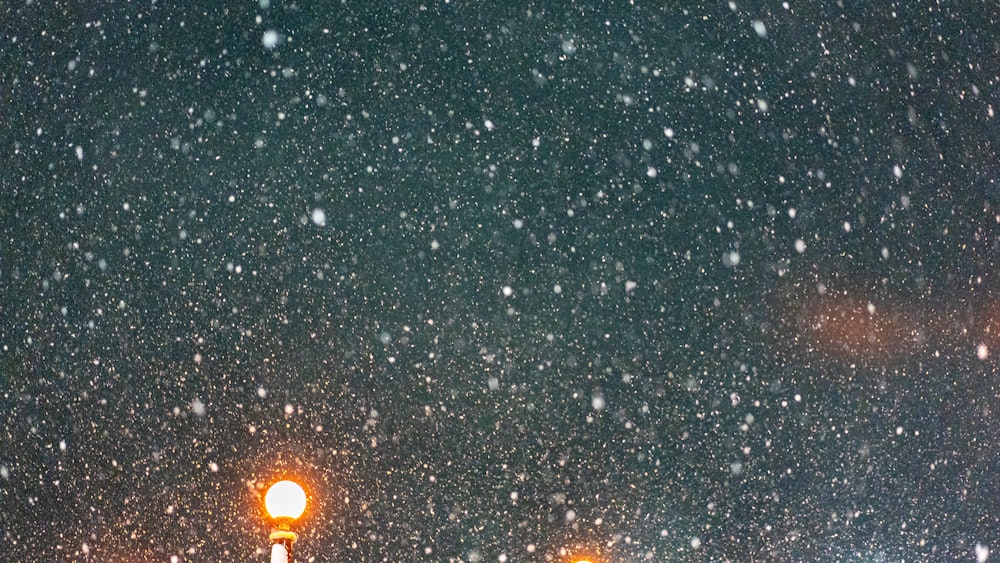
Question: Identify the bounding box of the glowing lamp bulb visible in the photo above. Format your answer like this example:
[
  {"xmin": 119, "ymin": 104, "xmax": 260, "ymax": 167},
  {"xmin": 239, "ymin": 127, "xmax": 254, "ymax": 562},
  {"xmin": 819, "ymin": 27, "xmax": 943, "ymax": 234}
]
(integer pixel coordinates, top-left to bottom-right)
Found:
[{"xmin": 265, "ymin": 480, "xmax": 307, "ymax": 520}]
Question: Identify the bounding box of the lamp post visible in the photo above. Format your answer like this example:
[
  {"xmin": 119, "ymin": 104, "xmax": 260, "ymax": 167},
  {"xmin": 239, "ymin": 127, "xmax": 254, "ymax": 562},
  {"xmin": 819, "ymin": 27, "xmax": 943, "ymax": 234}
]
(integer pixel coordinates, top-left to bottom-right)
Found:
[{"xmin": 264, "ymin": 480, "xmax": 307, "ymax": 563}]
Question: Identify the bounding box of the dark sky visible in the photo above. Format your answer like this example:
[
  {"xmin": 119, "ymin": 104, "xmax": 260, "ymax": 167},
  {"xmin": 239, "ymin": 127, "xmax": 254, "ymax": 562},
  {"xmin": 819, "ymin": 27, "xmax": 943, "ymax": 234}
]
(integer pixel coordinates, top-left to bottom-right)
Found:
[{"xmin": 5, "ymin": 1, "xmax": 1000, "ymax": 561}]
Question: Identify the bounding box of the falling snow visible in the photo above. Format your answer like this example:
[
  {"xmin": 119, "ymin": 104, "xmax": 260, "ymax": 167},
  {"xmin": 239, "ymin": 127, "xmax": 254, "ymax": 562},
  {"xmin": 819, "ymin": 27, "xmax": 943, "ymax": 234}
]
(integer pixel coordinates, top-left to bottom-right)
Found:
[{"xmin": 4, "ymin": 3, "xmax": 1000, "ymax": 562}]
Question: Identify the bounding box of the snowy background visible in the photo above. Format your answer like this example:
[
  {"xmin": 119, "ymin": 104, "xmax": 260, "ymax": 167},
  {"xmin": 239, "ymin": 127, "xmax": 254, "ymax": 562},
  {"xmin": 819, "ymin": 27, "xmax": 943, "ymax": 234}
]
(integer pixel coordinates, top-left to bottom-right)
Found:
[{"xmin": 4, "ymin": 1, "xmax": 1000, "ymax": 561}]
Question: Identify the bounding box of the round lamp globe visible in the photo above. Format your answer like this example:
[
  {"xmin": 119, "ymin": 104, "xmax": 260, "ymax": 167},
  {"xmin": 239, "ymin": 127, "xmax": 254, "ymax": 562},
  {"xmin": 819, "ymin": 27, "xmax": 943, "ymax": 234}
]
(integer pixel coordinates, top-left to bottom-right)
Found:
[{"xmin": 264, "ymin": 480, "xmax": 307, "ymax": 521}]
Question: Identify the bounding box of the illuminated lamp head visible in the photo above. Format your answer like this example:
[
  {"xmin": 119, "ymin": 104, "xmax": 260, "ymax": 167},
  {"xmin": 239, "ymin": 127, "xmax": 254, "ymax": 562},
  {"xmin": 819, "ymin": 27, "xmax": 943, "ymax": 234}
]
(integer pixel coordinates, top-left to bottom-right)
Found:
[{"xmin": 265, "ymin": 480, "xmax": 307, "ymax": 524}]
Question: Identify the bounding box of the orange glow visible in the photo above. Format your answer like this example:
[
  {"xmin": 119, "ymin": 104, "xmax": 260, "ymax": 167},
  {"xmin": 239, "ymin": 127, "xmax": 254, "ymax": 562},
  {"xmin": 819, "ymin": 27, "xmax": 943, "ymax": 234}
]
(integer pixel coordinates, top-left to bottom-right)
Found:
[
  {"xmin": 797, "ymin": 295, "xmax": 917, "ymax": 358},
  {"xmin": 264, "ymin": 480, "xmax": 307, "ymax": 520},
  {"xmin": 561, "ymin": 551, "xmax": 601, "ymax": 563},
  {"xmin": 768, "ymin": 278, "xmax": 1000, "ymax": 368}
]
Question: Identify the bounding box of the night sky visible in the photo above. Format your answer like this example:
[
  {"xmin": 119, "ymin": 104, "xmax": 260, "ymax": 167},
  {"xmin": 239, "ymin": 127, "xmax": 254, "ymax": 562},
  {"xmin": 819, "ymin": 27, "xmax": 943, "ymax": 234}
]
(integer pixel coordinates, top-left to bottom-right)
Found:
[{"xmin": 5, "ymin": 2, "xmax": 1000, "ymax": 561}]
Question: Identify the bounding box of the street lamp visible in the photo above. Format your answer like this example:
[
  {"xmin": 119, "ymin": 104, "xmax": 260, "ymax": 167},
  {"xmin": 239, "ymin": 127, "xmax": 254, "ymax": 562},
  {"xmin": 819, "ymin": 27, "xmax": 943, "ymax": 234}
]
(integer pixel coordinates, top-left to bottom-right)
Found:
[{"xmin": 264, "ymin": 480, "xmax": 307, "ymax": 563}]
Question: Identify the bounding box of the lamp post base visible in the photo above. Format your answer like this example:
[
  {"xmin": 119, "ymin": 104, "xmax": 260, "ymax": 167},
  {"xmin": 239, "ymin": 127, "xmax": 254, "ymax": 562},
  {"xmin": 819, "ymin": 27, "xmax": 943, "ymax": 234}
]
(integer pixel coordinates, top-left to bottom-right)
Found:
[
  {"xmin": 269, "ymin": 530, "xmax": 298, "ymax": 563},
  {"xmin": 270, "ymin": 541, "xmax": 291, "ymax": 563}
]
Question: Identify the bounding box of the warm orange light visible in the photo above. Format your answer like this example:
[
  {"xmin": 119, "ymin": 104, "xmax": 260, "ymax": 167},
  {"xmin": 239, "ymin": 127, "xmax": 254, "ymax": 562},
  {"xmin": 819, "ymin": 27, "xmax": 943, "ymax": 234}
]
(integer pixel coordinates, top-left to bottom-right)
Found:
[
  {"xmin": 264, "ymin": 480, "xmax": 307, "ymax": 520},
  {"xmin": 564, "ymin": 552, "xmax": 601, "ymax": 563}
]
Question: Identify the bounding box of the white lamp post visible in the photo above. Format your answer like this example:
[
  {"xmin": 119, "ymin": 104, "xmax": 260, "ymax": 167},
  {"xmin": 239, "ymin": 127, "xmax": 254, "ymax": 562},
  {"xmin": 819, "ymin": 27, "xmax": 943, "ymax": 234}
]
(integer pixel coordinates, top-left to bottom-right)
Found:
[{"xmin": 264, "ymin": 480, "xmax": 307, "ymax": 563}]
